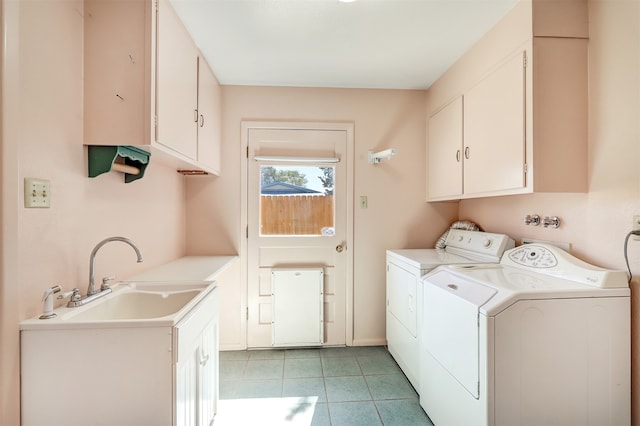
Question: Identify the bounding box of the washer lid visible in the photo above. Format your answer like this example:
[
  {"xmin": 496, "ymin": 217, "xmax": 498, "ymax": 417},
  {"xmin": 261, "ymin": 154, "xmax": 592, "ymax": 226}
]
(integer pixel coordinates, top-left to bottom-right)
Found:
[{"xmin": 424, "ymin": 269, "xmax": 497, "ymax": 307}]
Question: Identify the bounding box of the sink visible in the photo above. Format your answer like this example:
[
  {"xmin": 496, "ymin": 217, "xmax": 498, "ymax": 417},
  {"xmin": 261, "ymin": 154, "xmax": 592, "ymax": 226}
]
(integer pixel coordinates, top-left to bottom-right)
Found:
[
  {"xmin": 24, "ymin": 281, "xmax": 217, "ymax": 326},
  {"xmin": 66, "ymin": 289, "xmax": 202, "ymax": 321}
]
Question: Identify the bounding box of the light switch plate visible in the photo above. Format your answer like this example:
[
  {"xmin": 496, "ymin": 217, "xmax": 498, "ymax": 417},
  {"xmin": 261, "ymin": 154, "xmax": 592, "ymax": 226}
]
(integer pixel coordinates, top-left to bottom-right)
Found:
[
  {"xmin": 24, "ymin": 178, "xmax": 50, "ymax": 208},
  {"xmin": 359, "ymin": 196, "xmax": 368, "ymax": 209}
]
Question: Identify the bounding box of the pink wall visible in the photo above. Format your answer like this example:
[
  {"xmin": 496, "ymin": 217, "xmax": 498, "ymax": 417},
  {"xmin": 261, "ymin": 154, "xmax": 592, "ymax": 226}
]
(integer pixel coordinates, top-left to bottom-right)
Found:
[
  {"xmin": 185, "ymin": 86, "xmax": 458, "ymax": 346},
  {"xmin": 1, "ymin": 2, "xmax": 187, "ymax": 423},
  {"xmin": 2, "ymin": 0, "xmax": 637, "ymax": 423},
  {"xmin": 458, "ymin": 0, "xmax": 640, "ymax": 421}
]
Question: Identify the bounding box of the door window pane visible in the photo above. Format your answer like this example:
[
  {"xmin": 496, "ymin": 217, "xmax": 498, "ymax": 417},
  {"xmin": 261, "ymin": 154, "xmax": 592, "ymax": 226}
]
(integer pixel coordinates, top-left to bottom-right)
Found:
[{"xmin": 260, "ymin": 165, "xmax": 335, "ymax": 236}]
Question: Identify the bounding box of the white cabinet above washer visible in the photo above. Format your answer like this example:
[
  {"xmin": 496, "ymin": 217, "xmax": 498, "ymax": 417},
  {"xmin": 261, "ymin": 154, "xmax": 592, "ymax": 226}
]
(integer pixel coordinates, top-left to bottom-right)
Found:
[{"xmin": 426, "ymin": 0, "xmax": 588, "ymax": 201}]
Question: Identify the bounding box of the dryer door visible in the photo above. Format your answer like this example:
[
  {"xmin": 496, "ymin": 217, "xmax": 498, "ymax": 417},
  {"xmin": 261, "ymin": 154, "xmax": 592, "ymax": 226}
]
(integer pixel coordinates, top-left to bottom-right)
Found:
[{"xmin": 423, "ymin": 271, "xmax": 496, "ymax": 398}]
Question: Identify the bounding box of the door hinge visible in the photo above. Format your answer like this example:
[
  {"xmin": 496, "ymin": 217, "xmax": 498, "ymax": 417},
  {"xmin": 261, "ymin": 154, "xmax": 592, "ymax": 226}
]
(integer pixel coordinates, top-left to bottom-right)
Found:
[
  {"xmin": 523, "ymin": 51, "xmax": 528, "ymax": 69},
  {"xmin": 524, "ymin": 163, "xmax": 528, "ymax": 174},
  {"xmin": 246, "ymin": 226, "xmax": 248, "ymax": 238},
  {"xmin": 246, "ymin": 146, "xmax": 249, "ymax": 158},
  {"xmin": 246, "ymin": 307, "xmax": 249, "ymax": 320}
]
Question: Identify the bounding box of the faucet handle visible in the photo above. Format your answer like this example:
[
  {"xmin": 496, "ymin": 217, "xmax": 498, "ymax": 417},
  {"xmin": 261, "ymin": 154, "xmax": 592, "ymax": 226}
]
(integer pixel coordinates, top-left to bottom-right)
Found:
[
  {"xmin": 101, "ymin": 276, "xmax": 116, "ymax": 290},
  {"xmin": 58, "ymin": 288, "xmax": 81, "ymax": 302}
]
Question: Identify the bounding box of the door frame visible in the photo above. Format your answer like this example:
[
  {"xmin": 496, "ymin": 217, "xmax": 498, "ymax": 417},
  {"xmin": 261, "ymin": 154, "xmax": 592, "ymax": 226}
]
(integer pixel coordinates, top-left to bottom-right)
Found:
[{"xmin": 240, "ymin": 121, "xmax": 355, "ymax": 347}]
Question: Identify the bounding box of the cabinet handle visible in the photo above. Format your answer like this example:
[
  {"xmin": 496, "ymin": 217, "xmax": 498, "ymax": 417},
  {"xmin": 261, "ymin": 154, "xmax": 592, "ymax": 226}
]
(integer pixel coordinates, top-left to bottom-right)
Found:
[
  {"xmin": 456, "ymin": 150, "xmax": 461, "ymax": 162},
  {"xmin": 194, "ymin": 109, "xmax": 199, "ymax": 123},
  {"xmin": 199, "ymin": 114, "xmax": 204, "ymax": 128},
  {"xmin": 199, "ymin": 348, "xmax": 210, "ymax": 366},
  {"xmin": 464, "ymin": 146, "xmax": 470, "ymax": 159}
]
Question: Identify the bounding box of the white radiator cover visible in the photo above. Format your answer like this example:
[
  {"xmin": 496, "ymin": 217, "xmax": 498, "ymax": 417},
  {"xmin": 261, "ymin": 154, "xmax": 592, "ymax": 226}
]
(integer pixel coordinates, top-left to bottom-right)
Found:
[{"xmin": 272, "ymin": 268, "xmax": 324, "ymax": 347}]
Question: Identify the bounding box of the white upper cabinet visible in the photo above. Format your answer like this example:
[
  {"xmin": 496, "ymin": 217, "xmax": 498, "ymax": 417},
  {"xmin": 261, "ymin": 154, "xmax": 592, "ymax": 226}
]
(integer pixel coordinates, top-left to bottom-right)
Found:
[
  {"xmin": 156, "ymin": 0, "xmax": 199, "ymax": 160},
  {"xmin": 428, "ymin": 96, "xmax": 463, "ymax": 200},
  {"xmin": 196, "ymin": 57, "xmax": 222, "ymax": 175},
  {"xmin": 426, "ymin": 0, "xmax": 588, "ymax": 201},
  {"xmin": 463, "ymin": 50, "xmax": 526, "ymax": 197},
  {"xmin": 84, "ymin": 0, "xmax": 221, "ymax": 175}
]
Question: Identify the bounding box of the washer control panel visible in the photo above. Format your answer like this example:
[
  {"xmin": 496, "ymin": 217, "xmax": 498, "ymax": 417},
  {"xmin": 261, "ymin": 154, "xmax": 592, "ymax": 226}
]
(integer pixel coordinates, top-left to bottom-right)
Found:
[
  {"xmin": 508, "ymin": 246, "xmax": 558, "ymax": 268},
  {"xmin": 501, "ymin": 244, "xmax": 628, "ymax": 288}
]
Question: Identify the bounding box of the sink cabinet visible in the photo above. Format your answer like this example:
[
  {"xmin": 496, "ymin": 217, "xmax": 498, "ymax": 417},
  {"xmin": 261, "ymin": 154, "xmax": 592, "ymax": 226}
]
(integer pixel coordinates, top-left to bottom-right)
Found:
[
  {"xmin": 174, "ymin": 285, "xmax": 219, "ymax": 425},
  {"xmin": 20, "ymin": 287, "xmax": 219, "ymax": 426},
  {"xmin": 84, "ymin": 0, "xmax": 221, "ymax": 175},
  {"xmin": 426, "ymin": 0, "xmax": 588, "ymax": 201}
]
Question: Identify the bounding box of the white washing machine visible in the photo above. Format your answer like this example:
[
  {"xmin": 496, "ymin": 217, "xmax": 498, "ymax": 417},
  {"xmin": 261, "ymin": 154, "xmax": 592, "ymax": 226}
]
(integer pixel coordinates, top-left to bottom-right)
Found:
[
  {"xmin": 420, "ymin": 243, "xmax": 630, "ymax": 426},
  {"xmin": 386, "ymin": 229, "xmax": 514, "ymax": 391}
]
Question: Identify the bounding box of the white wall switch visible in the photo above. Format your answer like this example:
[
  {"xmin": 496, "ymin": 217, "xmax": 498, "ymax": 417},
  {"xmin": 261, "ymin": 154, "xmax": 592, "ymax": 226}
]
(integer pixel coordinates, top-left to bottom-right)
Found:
[
  {"xmin": 359, "ymin": 196, "xmax": 368, "ymax": 209},
  {"xmin": 24, "ymin": 178, "xmax": 50, "ymax": 208}
]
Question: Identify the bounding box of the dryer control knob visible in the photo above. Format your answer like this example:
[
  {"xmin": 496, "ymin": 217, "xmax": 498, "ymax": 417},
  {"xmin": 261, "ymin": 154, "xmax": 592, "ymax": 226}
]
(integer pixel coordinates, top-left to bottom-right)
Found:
[{"xmin": 483, "ymin": 238, "xmax": 492, "ymax": 248}]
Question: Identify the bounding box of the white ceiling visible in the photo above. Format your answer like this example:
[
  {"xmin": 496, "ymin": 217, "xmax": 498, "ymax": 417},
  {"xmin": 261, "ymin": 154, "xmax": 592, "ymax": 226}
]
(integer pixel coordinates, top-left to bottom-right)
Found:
[{"xmin": 171, "ymin": 0, "xmax": 518, "ymax": 90}]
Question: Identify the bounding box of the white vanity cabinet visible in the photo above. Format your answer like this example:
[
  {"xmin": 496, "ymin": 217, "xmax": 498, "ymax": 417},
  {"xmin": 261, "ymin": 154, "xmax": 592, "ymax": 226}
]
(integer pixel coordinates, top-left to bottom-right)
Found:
[
  {"xmin": 84, "ymin": 0, "xmax": 221, "ymax": 175},
  {"xmin": 174, "ymin": 285, "xmax": 219, "ymax": 426},
  {"xmin": 20, "ymin": 286, "xmax": 219, "ymax": 426},
  {"xmin": 426, "ymin": 0, "xmax": 588, "ymax": 201}
]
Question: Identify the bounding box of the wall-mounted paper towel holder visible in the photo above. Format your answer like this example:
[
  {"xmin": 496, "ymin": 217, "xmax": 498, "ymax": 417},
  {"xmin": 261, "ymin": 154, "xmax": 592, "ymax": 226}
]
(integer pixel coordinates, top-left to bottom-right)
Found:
[{"xmin": 88, "ymin": 146, "xmax": 150, "ymax": 183}]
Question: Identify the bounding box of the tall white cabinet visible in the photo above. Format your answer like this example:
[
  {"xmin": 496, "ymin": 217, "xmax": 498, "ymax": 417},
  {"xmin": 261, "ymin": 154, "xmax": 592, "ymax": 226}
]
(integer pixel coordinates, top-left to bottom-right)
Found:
[{"xmin": 84, "ymin": 0, "xmax": 221, "ymax": 175}]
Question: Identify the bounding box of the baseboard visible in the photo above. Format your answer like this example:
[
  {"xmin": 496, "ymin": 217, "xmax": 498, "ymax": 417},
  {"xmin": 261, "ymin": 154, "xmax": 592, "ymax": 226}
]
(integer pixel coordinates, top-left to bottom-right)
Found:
[{"xmin": 351, "ymin": 338, "xmax": 387, "ymax": 347}]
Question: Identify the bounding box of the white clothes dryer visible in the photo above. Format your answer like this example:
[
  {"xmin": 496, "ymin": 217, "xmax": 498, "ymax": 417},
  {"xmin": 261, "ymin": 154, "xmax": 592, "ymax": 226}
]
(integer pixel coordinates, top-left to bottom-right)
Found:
[
  {"xmin": 386, "ymin": 229, "xmax": 514, "ymax": 391},
  {"xmin": 420, "ymin": 243, "xmax": 630, "ymax": 426}
]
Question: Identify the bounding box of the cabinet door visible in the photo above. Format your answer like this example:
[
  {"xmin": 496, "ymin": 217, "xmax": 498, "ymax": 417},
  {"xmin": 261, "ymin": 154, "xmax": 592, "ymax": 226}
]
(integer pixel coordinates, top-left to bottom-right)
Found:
[
  {"xmin": 463, "ymin": 51, "xmax": 526, "ymax": 196},
  {"xmin": 84, "ymin": 0, "xmax": 150, "ymax": 147},
  {"xmin": 175, "ymin": 349, "xmax": 198, "ymax": 426},
  {"xmin": 156, "ymin": 0, "xmax": 198, "ymax": 160},
  {"xmin": 427, "ymin": 96, "xmax": 463, "ymax": 200},
  {"xmin": 196, "ymin": 57, "xmax": 222, "ymax": 174},
  {"xmin": 198, "ymin": 318, "xmax": 219, "ymax": 426}
]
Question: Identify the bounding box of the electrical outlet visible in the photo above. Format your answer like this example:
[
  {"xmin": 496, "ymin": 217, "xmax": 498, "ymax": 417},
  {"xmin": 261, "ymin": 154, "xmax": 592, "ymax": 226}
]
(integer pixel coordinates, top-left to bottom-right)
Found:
[
  {"xmin": 359, "ymin": 196, "xmax": 368, "ymax": 209},
  {"xmin": 24, "ymin": 178, "xmax": 50, "ymax": 208}
]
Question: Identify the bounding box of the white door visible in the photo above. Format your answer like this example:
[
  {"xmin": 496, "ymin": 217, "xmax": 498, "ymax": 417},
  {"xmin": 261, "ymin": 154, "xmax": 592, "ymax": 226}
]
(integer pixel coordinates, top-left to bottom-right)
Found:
[{"xmin": 246, "ymin": 125, "xmax": 352, "ymax": 348}]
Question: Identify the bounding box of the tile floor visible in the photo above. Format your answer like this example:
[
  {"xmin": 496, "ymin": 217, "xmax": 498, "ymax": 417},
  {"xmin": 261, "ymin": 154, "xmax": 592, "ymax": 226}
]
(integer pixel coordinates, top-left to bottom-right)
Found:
[{"xmin": 215, "ymin": 346, "xmax": 434, "ymax": 425}]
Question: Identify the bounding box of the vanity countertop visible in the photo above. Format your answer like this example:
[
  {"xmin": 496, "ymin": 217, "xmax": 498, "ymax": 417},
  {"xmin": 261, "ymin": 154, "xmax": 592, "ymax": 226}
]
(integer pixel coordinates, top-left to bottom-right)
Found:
[{"xmin": 124, "ymin": 255, "xmax": 238, "ymax": 282}]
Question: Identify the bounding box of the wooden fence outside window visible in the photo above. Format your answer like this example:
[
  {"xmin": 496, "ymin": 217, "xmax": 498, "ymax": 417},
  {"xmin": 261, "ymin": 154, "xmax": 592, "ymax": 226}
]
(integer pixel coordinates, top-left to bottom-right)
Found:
[{"xmin": 260, "ymin": 195, "xmax": 334, "ymax": 235}]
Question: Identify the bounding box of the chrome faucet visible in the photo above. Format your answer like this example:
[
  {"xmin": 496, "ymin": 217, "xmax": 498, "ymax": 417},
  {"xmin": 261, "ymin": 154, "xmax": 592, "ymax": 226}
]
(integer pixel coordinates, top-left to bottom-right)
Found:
[{"xmin": 87, "ymin": 236, "xmax": 143, "ymax": 296}]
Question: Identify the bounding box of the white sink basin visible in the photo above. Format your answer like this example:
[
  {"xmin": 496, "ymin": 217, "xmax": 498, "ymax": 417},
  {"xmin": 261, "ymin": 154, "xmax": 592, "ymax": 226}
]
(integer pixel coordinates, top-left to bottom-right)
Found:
[
  {"xmin": 67, "ymin": 289, "xmax": 202, "ymax": 321},
  {"xmin": 20, "ymin": 281, "xmax": 216, "ymax": 329}
]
